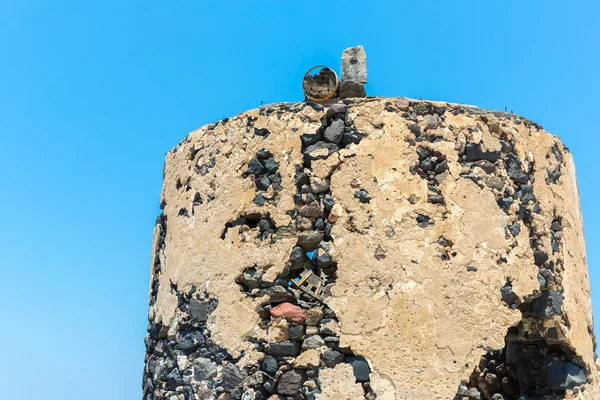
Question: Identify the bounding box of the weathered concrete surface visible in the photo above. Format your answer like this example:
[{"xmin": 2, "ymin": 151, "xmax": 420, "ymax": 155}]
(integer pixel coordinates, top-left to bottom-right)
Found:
[
  {"xmin": 341, "ymin": 46, "xmax": 367, "ymax": 83},
  {"xmin": 144, "ymin": 97, "xmax": 598, "ymax": 399}
]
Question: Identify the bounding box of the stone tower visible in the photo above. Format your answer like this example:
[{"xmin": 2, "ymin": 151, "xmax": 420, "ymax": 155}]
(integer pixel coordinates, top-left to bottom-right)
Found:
[{"xmin": 143, "ymin": 97, "xmax": 598, "ymax": 400}]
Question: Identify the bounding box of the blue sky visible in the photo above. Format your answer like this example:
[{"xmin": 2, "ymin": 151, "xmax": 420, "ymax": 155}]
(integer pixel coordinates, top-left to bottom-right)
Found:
[{"xmin": 0, "ymin": 1, "xmax": 598, "ymax": 399}]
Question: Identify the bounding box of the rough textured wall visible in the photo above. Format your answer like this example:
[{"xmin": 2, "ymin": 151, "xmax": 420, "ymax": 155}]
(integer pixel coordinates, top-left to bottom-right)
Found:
[{"xmin": 143, "ymin": 97, "xmax": 599, "ymax": 400}]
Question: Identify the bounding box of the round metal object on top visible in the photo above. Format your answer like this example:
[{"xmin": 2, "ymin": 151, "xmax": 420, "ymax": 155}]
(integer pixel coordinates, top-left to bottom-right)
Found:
[{"xmin": 302, "ymin": 65, "xmax": 339, "ymax": 102}]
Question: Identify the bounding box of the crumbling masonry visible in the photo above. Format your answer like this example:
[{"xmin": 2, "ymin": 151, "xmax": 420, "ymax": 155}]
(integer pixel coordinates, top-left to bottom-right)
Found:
[{"xmin": 143, "ymin": 97, "xmax": 599, "ymax": 399}]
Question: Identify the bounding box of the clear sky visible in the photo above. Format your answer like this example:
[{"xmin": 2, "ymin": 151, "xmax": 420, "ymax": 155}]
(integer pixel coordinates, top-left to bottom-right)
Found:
[{"xmin": 0, "ymin": 1, "xmax": 598, "ymax": 399}]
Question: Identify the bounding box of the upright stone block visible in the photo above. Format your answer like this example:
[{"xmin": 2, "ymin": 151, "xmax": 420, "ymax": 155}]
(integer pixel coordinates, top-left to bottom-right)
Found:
[{"xmin": 341, "ymin": 45, "xmax": 367, "ymax": 83}]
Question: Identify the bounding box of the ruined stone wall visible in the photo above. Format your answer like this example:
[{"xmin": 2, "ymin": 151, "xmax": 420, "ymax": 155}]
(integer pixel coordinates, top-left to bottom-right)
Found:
[{"xmin": 143, "ymin": 97, "xmax": 599, "ymax": 400}]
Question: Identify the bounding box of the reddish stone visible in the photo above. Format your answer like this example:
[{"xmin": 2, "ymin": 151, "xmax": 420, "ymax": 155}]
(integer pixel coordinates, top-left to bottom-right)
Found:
[{"xmin": 270, "ymin": 302, "xmax": 307, "ymax": 324}]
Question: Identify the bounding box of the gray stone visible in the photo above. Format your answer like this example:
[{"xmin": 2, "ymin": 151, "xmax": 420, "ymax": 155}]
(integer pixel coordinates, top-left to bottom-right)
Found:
[
  {"xmin": 339, "ymin": 80, "xmax": 366, "ymax": 99},
  {"xmin": 277, "ymin": 369, "xmax": 307, "ymax": 395},
  {"xmin": 176, "ymin": 328, "xmax": 205, "ymax": 351},
  {"xmin": 256, "ymin": 175, "xmax": 270, "ymax": 191},
  {"xmin": 434, "ymin": 159, "xmax": 448, "ymax": 174},
  {"xmin": 303, "ymin": 142, "xmax": 339, "ymax": 165},
  {"xmin": 341, "ymin": 46, "xmax": 367, "ymax": 83},
  {"xmin": 464, "ymin": 143, "xmax": 501, "ymax": 163},
  {"xmin": 354, "ymin": 189, "xmax": 371, "ymax": 204},
  {"xmin": 326, "ymin": 103, "xmax": 348, "ymax": 118},
  {"xmin": 247, "ymin": 158, "xmax": 266, "ymax": 175},
  {"xmin": 504, "ymin": 154, "xmax": 529, "ymax": 184},
  {"xmin": 264, "ymin": 341, "xmax": 301, "ymax": 357},
  {"xmin": 424, "ymin": 114, "xmax": 438, "ymax": 130},
  {"xmin": 508, "ymin": 222, "xmax": 521, "ymax": 237},
  {"xmin": 546, "ymin": 359, "xmax": 587, "ymax": 389},
  {"xmin": 221, "ymin": 364, "xmax": 246, "ymax": 390},
  {"xmin": 486, "ymin": 176, "xmax": 504, "ymax": 191},
  {"xmin": 261, "ymin": 355, "xmax": 279, "ymax": 375},
  {"xmin": 264, "ymin": 157, "xmax": 279, "ymax": 173},
  {"xmin": 324, "ymin": 119, "xmax": 345, "ymax": 144},
  {"xmin": 261, "ymin": 286, "xmax": 295, "ymax": 303},
  {"xmin": 297, "ymin": 231, "xmax": 324, "ymax": 251},
  {"xmin": 341, "ymin": 129, "xmax": 366, "ymax": 147},
  {"xmin": 346, "ymin": 356, "xmax": 371, "ymax": 382},
  {"xmin": 290, "ymin": 246, "xmax": 306, "ymax": 270},
  {"xmin": 322, "ymin": 350, "xmax": 345, "ymax": 367},
  {"xmin": 533, "ymin": 290, "xmax": 562, "ymax": 317},
  {"xmin": 289, "ymin": 325, "xmax": 304, "ymax": 341},
  {"xmin": 193, "ymin": 358, "xmax": 217, "ymax": 381},
  {"xmin": 302, "ymin": 335, "xmax": 325, "ymax": 350},
  {"xmin": 237, "ymin": 268, "xmax": 262, "ymax": 290},
  {"xmin": 188, "ymin": 299, "xmax": 210, "ymax": 324}
]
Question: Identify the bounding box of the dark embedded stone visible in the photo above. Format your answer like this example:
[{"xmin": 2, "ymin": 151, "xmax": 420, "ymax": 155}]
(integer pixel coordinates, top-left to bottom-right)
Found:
[
  {"xmin": 188, "ymin": 299, "xmax": 210, "ymax": 324},
  {"xmin": 434, "ymin": 159, "xmax": 448, "ymax": 173},
  {"xmin": 277, "ymin": 369, "xmax": 307, "ymax": 395},
  {"xmin": 467, "ymin": 266, "xmax": 478, "ymax": 272},
  {"xmin": 534, "ymin": 250, "xmax": 549, "ymax": 266},
  {"xmin": 551, "ymin": 221, "xmax": 563, "ymax": 231},
  {"xmin": 509, "ymin": 222, "xmax": 521, "ymax": 237},
  {"xmin": 464, "ymin": 143, "xmax": 501, "ymax": 162},
  {"xmin": 305, "ymin": 193, "xmax": 317, "ymax": 204},
  {"xmin": 254, "ymin": 192, "xmax": 267, "ymax": 206},
  {"xmin": 519, "ymin": 185, "xmax": 536, "ymax": 204},
  {"xmin": 290, "ymin": 246, "xmax": 306, "ymax": 270},
  {"xmin": 428, "ymin": 194, "xmax": 444, "ymax": 204},
  {"xmin": 302, "ymin": 335, "xmax": 325, "ymax": 349},
  {"xmin": 289, "ymin": 324, "xmax": 304, "ymax": 341},
  {"xmin": 264, "ymin": 341, "xmax": 301, "ymax": 357},
  {"xmin": 263, "ymin": 379, "xmax": 276, "ymax": 394},
  {"xmin": 214, "ymin": 348, "xmax": 232, "ymax": 364},
  {"xmin": 221, "ymin": 364, "xmax": 246, "ymax": 390},
  {"xmin": 176, "ymin": 329, "xmax": 205, "ymax": 351},
  {"xmin": 258, "ymin": 218, "xmax": 274, "ymax": 232},
  {"xmin": 420, "ymin": 157, "xmax": 434, "ymax": 171},
  {"xmin": 504, "ymin": 154, "xmax": 529, "ymax": 184},
  {"xmin": 261, "ymin": 355, "xmax": 279, "ymax": 375},
  {"xmin": 546, "ymin": 359, "xmax": 587, "ymax": 389},
  {"xmin": 304, "ymin": 142, "xmax": 340, "ymax": 165},
  {"xmin": 346, "ymin": 356, "xmax": 371, "ymax": 382},
  {"xmin": 264, "ymin": 157, "xmax": 279, "ymax": 173},
  {"xmin": 416, "ymin": 146, "xmax": 431, "ymax": 159},
  {"xmin": 236, "ymin": 268, "xmax": 262, "ymax": 290},
  {"xmin": 408, "ymin": 124, "xmax": 421, "ymax": 136},
  {"xmin": 256, "ymin": 149, "xmax": 272, "ymax": 159},
  {"xmin": 193, "ymin": 358, "xmax": 217, "ymax": 381},
  {"xmin": 501, "ymin": 283, "xmax": 518, "ymax": 306},
  {"xmin": 322, "ymin": 350, "xmax": 345, "ymax": 367},
  {"xmin": 261, "ymin": 286, "xmax": 295, "ymax": 303},
  {"xmin": 547, "ymin": 169, "xmax": 561, "ymax": 184},
  {"xmin": 254, "ymin": 127, "xmax": 270, "ymax": 137},
  {"xmin": 324, "ymin": 119, "xmax": 345, "ymax": 144},
  {"xmin": 301, "ymin": 131, "xmax": 323, "ymax": 148},
  {"xmin": 294, "ymin": 172, "xmax": 310, "ymax": 190},
  {"xmin": 413, "ymin": 102, "xmax": 431, "ymax": 115},
  {"xmin": 354, "ymin": 189, "xmax": 371, "ymax": 204},
  {"xmin": 416, "ymin": 214, "xmax": 431, "ymax": 227},
  {"xmin": 297, "ymin": 231, "xmax": 324, "ymax": 251},
  {"xmin": 256, "ymin": 175, "xmax": 271, "ymax": 190},
  {"xmin": 339, "ymin": 80, "xmax": 366, "ymax": 99},
  {"xmin": 497, "ymin": 197, "xmax": 513, "ymax": 212},
  {"xmin": 324, "ymin": 222, "xmax": 333, "ymax": 239},
  {"xmin": 538, "ymin": 272, "xmax": 547, "ymax": 288},
  {"xmin": 472, "ymin": 159, "xmax": 496, "ymax": 174},
  {"xmin": 533, "ymin": 290, "xmax": 562, "ymax": 317},
  {"xmin": 340, "ymin": 129, "xmax": 365, "ymax": 147},
  {"xmin": 317, "ymin": 252, "xmax": 334, "ymax": 269},
  {"xmin": 323, "ymin": 197, "xmax": 334, "ymax": 214},
  {"xmin": 326, "ymin": 103, "xmax": 348, "ymax": 118},
  {"xmin": 314, "ymin": 218, "xmax": 325, "ymax": 231}
]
